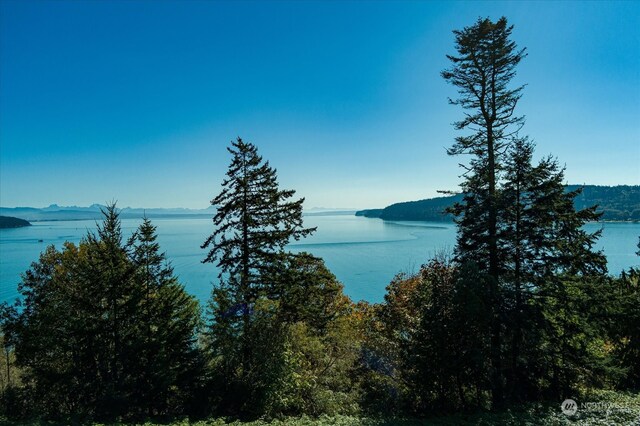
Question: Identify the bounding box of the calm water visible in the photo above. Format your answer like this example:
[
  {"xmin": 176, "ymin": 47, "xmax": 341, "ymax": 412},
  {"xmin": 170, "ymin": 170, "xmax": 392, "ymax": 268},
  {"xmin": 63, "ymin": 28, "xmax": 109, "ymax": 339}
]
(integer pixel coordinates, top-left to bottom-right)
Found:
[{"xmin": 1, "ymin": 215, "xmax": 639, "ymax": 304}]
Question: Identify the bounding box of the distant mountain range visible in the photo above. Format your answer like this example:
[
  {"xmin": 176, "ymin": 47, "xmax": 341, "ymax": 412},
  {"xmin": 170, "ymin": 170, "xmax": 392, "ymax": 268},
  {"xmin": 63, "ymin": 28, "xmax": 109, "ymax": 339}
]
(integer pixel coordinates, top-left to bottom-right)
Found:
[
  {"xmin": 356, "ymin": 185, "xmax": 640, "ymax": 222},
  {"xmin": 0, "ymin": 204, "xmax": 357, "ymax": 222},
  {"xmin": 0, "ymin": 204, "xmax": 216, "ymax": 222}
]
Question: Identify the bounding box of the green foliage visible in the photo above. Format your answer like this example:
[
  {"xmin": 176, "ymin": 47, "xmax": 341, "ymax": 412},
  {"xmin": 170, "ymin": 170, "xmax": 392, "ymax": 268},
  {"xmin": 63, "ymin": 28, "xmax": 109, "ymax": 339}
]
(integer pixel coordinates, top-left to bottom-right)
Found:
[
  {"xmin": 497, "ymin": 137, "xmax": 608, "ymax": 402},
  {"xmin": 0, "ymin": 205, "xmax": 201, "ymax": 421},
  {"xmin": 272, "ymin": 253, "xmax": 346, "ymax": 331},
  {"xmin": 262, "ymin": 304, "xmax": 362, "ymax": 417},
  {"xmin": 202, "ymin": 138, "xmax": 316, "ymax": 417},
  {"xmin": 127, "ymin": 217, "xmax": 204, "ymax": 418},
  {"xmin": 202, "ymin": 139, "xmax": 360, "ymax": 419},
  {"xmin": 4, "ymin": 389, "xmax": 638, "ymax": 425},
  {"xmin": 355, "ymin": 185, "xmax": 640, "ymax": 222},
  {"xmin": 202, "ymin": 137, "xmax": 315, "ymax": 292},
  {"xmin": 532, "ymin": 276, "xmax": 622, "ymax": 398},
  {"xmin": 442, "ymin": 16, "xmax": 528, "ymax": 408},
  {"xmin": 358, "ymin": 274, "xmax": 419, "ymax": 415},
  {"xmin": 611, "ymin": 263, "xmax": 640, "ymax": 389},
  {"xmin": 440, "ymin": 16, "xmax": 610, "ymax": 409},
  {"xmin": 360, "ymin": 261, "xmax": 493, "ymax": 415},
  {"xmin": 205, "ymin": 257, "xmax": 364, "ymax": 419}
]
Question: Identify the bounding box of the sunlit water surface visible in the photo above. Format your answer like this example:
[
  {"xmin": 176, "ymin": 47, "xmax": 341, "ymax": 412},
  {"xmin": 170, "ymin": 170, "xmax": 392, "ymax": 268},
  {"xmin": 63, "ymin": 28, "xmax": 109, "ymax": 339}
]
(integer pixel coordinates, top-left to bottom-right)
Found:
[{"xmin": 1, "ymin": 215, "xmax": 639, "ymax": 304}]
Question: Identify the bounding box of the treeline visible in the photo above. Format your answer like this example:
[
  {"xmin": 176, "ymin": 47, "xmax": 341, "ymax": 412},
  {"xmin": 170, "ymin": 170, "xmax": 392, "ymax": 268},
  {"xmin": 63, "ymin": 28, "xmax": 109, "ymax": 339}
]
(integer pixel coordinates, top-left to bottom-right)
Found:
[
  {"xmin": 1, "ymin": 211, "xmax": 202, "ymax": 420},
  {"xmin": 1, "ymin": 16, "xmax": 639, "ymax": 424},
  {"xmin": 0, "ymin": 216, "xmax": 31, "ymax": 229},
  {"xmin": 356, "ymin": 194, "xmax": 464, "ymax": 221},
  {"xmin": 356, "ymin": 185, "xmax": 640, "ymax": 222},
  {"xmin": 571, "ymin": 185, "xmax": 640, "ymax": 221}
]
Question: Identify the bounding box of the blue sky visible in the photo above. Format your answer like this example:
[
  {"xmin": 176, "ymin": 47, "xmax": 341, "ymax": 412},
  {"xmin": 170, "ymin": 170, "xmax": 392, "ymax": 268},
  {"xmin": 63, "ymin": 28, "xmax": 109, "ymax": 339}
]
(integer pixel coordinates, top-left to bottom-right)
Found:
[{"xmin": 1, "ymin": 1, "xmax": 639, "ymax": 209}]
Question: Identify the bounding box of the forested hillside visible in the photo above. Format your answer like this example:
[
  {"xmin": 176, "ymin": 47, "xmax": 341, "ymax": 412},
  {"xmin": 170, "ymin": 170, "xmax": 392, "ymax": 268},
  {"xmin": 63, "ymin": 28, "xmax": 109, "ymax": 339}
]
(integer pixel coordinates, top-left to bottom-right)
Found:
[
  {"xmin": 570, "ymin": 185, "xmax": 640, "ymax": 221},
  {"xmin": 0, "ymin": 216, "xmax": 31, "ymax": 229},
  {"xmin": 357, "ymin": 185, "xmax": 640, "ymax": 222}
]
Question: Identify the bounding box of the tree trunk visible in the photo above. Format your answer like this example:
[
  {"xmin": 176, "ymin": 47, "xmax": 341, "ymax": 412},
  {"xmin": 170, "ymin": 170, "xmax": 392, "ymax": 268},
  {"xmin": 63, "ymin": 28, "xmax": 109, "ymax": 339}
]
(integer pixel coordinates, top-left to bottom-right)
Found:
[{"xmin": 487, "ymin": 123, "xmax": 503, "ymax": 409}]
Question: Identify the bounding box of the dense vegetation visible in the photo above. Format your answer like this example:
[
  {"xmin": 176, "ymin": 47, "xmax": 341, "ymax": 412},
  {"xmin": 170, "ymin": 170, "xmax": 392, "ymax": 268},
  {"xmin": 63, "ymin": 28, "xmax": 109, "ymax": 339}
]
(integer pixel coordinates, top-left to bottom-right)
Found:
[
  {"xmin": 0, "ymin": 216, "xmax": 31, "ymax": 229},
  {"xmin": 356, "ymin": 185, "xmax": 640, "ymax": 222},
  {"xmin": 1, "ymin": 209, "xmax": 202, "ymax": 420},
  {"xmin": 1, "ymin": 16, "xmax": 639, "ymax": 425},
  {"xmin": 571, "ymin": 185, "xmax": 640, "ymax": 221},
  {"xmin": 356, "ymin": 194, "xmax": 464, "ymax": 221},
  {"xmin": 2, "ymin": 390, "xmax": 640, "ymax": 425}
]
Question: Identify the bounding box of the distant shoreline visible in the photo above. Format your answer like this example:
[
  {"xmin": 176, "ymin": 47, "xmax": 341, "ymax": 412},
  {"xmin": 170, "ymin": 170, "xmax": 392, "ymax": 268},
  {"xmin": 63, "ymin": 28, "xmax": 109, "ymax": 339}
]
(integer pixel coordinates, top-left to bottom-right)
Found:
[
  {"xmin": 8, "ymin": 214, "xmax": 214, "ymax": 223},
  {"xmin": 355, "ymin": 185, "xmax": 640, "ymax": 223},
  {"xmin": 355, "ymin": 216, "xmax": 639, "ymax": 225},
  {"xmin": 1, "ymin": 211, "xmax": 358, "ymax": 224},
  {"xmin": 4, "ymin": 215, "xmax": 637, "ymax": 226}
]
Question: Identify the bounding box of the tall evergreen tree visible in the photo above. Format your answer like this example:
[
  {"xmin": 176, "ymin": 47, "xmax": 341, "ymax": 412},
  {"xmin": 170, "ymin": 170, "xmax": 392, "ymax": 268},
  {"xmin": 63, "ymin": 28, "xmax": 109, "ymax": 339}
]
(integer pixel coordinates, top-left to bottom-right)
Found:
[
  {"xmin": 202, "ymin": 137, "xmax": 316, "ymax": 415},
  {"xmin": 442, "ymin": 16, "xmax": 527, "ymax": 407},
  {"xmin": 500, "ymin": 137, "xmax": 535, "ymax": 401},
  {"xmin": 83, "ymin": 204, "xmax": 139, "ymax": 418},
  {"xmin": 129, "ymin": 218, "xmax": 201, "ymax": 417},
  {"xmin": 202, "ymin": 137, "xmax": 315, "ymax": 302},
  {"xmin": 442, "ymin": 17, "xmax": 608, "ymax": 406},
  {"xmin": 500, "ymin": 138, "xmax": 607, "ymax": 400}
]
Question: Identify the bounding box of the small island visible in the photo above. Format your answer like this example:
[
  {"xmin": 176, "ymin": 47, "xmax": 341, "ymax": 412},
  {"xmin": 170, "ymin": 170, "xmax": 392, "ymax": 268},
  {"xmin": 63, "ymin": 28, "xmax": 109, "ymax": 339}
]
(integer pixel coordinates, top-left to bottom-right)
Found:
[{"xmin": 0, "ymin": 215, "xmax": 32, "ymax": 229}]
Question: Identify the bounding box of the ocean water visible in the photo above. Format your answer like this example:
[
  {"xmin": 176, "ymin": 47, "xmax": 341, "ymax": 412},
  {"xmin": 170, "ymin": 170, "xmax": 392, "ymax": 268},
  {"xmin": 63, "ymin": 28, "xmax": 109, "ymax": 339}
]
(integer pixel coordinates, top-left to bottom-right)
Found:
[{"xmin": 1, "ymin": 215, "xmax": 639, "ymax": 305}]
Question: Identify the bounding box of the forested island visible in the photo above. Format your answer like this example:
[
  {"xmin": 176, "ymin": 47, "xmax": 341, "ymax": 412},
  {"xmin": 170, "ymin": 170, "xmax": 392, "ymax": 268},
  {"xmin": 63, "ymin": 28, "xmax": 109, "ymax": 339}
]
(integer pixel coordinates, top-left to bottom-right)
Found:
[
  {"xmin": 1, "ymin": 16, "xmax": 639, "ymax": 426},
  {"xmin": 357, "ymin": 185, "xmax": 640, "ymax": 222},
  {"xmin": 0, "ymin": 216, "xmax": 31, "ymax": 229}
]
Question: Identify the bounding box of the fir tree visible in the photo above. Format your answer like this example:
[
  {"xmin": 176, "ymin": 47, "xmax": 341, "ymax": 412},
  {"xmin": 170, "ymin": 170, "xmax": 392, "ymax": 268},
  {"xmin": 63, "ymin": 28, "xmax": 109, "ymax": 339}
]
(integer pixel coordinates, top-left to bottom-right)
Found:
[
  {"xmin": 202, "ymin": 137, "xmax": 316, "ymax": 415},
  {"xmin": 2, "ymin": 205, "xmax": 202, "ymax": 420},
  {"xmin": 84, "ymin": 204, "xmax": 139, "ymax": 418},
  {"xmin": 202, "ymin": 137, "xmax": 315, "ymax": 302},
  {"xmin": 129, "ymin": 217, "xmax": 201, "ymax": 417},
  {"xmin": 442, "ymin": 16, "xmax": 527, "ymax": 407},
  {"xmin": 500, "ymin": 138, "xmax": 607, "ymax": 400},
  {"xmin": 442, "ymin": 17, "xmax": 607, "ymax": 406}
]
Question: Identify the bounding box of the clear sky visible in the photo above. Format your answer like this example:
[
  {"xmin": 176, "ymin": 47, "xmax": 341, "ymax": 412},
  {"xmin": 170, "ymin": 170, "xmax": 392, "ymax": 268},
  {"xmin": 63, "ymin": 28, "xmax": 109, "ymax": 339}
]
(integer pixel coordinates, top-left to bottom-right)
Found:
[{"xmin": 1, "ymin": 1, "xmax": 639, "ymax": 209}]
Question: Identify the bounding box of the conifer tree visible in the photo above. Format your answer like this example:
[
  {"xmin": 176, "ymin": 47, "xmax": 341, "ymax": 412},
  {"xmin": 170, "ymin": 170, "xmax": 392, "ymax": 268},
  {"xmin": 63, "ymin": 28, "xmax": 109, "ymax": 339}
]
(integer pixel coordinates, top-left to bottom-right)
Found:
[
  {"xmin": 442, "ymin": 17, "xmax": 607, "ymax": 406},
  {"xmin": 501, "ymin": 139, "xmax": 606, "ymax": 399},
  {"xmin": 202, "ymin": 137, "xmax": 316, "ymax": 415},
  {"xmin": 129, "ymin": 218, "xmax": 201, "ymax": 417},
  {"xmin": 2, "ymin": 205, "xmax": 202, "ymax": 420},
  {"xmin": 500, "ymin": 137, "xmax": 541, "ymax": 400},
  {"xmin": 442, "ymin": 16, "xmax": 526, "ymax": 406},
  {"xmin": 202, "ymin": 137, "xmax": 315, "ymax": 302},
  {"xmin": 84, "ymin": 204, "xmax": 140, "ymax": 417}
]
